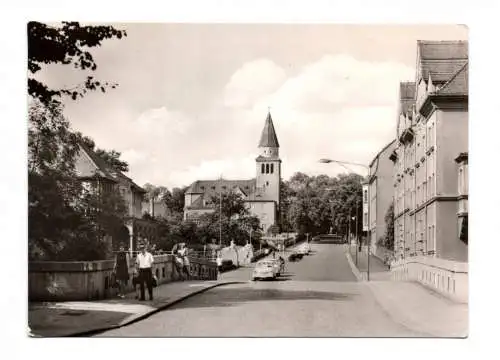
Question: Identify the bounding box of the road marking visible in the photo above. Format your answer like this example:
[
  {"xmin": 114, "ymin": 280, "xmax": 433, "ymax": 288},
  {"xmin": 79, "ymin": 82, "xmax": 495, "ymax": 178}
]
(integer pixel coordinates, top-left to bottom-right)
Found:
[{"xmin": 35, "ymin": 302, "xmax": 155, "ymax": 314}]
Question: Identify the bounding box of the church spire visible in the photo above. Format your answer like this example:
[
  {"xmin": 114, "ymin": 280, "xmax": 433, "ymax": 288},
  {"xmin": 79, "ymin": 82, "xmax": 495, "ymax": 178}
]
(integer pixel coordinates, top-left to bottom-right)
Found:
[{"xmin": 258, "ymin": 110, "xmax": 280, "ymax": 148}]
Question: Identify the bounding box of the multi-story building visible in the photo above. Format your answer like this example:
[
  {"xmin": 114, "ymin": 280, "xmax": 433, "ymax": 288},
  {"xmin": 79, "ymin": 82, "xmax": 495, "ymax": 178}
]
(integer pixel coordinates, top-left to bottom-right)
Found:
[
  {"xmin": 390, "ymin": 40, "xmax": 468, "ymax": 262},
  {"xmin": 184, "ymin": 111, "xmax": 281, "ymax": 234},
  {"xmin": 75, "ymin": 142, "xmax": 161, "ymax": 252},
  {"xmin": 367, "ymin": 139, "xmax": 397, "ymax": 253}
]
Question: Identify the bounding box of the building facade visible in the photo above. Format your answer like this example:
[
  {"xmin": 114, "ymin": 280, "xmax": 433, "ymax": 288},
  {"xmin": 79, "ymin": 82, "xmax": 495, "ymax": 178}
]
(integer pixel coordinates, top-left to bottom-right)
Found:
[
  {"xmin": 367, "ymin": 140, "xmax": 397, "ymax": 252},
  {"xmin": 184, "ymin": 112, "xmax": 281, "ymax": 233},
  {"xmin": 75, "ymin": 143, "xmax": 161, "ymax": 252},
  {"xmin": 390, "ymin": 40, "xmax": 468, "ymax": 262}
]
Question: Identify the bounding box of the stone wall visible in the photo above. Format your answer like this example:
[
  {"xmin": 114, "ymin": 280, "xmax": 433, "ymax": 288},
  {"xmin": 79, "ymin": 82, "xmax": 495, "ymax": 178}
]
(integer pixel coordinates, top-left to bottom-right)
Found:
[
  {"xmin": 29, "ymin": 255, "xmax": 218, "ymax": 302},
  {"xmin": 390, "ymin": 256, "xmax": 468, "ymax": 303}
]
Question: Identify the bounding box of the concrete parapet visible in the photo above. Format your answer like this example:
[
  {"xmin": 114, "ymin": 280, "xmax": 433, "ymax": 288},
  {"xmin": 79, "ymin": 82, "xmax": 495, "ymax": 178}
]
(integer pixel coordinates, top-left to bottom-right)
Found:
[
  {"xmin": 390, "ymin": 256, "xmax": 468, "ymax": 303},
  {"xmin": 29, "ymin": 255, "xmax": 218, "ymax": 302}
]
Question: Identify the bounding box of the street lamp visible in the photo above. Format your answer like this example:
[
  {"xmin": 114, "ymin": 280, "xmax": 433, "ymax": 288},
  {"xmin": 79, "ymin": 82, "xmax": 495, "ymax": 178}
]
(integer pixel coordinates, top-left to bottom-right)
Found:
[{"xmin": 319, "ymin": 157, "xmax": 372, "ymax": 281}]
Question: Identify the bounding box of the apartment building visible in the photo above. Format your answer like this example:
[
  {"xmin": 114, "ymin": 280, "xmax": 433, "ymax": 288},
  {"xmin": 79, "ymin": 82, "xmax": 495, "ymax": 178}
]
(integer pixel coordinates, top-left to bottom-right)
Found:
[
  {"xmin": 367, "ymin": 140, "xmax": 397, "ymax": 252},
  {"xmin": 390, "ymin": 40, "xmax": 468, "ymax": 262}
]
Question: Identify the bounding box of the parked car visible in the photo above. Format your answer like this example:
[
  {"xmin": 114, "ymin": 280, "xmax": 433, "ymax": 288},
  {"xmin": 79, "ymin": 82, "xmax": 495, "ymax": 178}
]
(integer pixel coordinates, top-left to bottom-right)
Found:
[
  {"xmin": 268, "ymin": 258, "xmax": 284, "ymax": 276},
  {"xmin": 252, "ymin": 260, "xmax": 278, "ymax": 281},
  {"xmin": 288, "ymin": 252, "xmax": 303, "ymax": 262},
  {"xmin": 219, "ymin": 259, "xmax": 236, "ymax": 273},
  {"xmin": 297, "ymin": 243, "xmax": 311, "ymax": 255}
]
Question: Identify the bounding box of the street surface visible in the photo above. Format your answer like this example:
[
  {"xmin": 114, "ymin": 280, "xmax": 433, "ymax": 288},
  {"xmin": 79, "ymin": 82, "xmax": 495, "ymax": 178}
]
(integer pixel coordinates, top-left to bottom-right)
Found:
[{"xmin": 98, "ymin": 243, "xmax": 425, "ymax": 337}]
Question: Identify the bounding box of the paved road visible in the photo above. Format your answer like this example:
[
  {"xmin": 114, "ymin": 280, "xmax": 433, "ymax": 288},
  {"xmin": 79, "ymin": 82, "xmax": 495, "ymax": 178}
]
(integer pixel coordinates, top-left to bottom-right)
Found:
[{"xmin": 98, "ymin": 243, "xmax": 426, "ymax": 337}]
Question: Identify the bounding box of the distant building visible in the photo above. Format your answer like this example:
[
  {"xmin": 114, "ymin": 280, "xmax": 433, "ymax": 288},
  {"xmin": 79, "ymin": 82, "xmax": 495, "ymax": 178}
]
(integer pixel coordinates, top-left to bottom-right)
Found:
[
  {"xmin": 390, "ymin": 40, "xmax": 468, "ymax": 262},
  {"xmin": 75, "ymin": 143, "xmax": 161, "ymax": 252},
  {"xmin": 367, "ymin": 139, "xmax": 397, "ymax": 252},
  {"xmin": 183, "ymin": 111, "xmax": 282, "ymax": 233}
]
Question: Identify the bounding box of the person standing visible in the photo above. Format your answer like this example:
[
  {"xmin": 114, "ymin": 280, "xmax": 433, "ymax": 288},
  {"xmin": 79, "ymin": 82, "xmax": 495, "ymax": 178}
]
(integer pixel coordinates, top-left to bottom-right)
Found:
[
  {"xmin": 216, "ymin": 251, "xmax": 223, "ymax": 276},
  {"xmin": 113, "ymin": 245, "xmax": 130, "ymax": 298},
  {"xmin": 178, "ymin": 243, "xmax": 190, "ymax": 280},
  {"xmin": 135, "ymin": 245, "xmax": 154, "ymax": 301}
]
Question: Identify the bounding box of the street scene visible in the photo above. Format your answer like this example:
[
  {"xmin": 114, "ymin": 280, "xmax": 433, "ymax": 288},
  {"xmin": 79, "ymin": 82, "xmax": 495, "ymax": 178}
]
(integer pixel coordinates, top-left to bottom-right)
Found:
[{"xmin": 27, "ymin": 23, "xmax": 468, "ymax": 338}]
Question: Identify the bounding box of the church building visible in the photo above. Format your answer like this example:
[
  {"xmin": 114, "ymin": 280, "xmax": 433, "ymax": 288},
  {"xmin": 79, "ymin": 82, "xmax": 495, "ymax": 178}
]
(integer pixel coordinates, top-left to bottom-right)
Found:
[{"xmin": 183, "ymin": 111, "xmax": 282, "ymax": 233}]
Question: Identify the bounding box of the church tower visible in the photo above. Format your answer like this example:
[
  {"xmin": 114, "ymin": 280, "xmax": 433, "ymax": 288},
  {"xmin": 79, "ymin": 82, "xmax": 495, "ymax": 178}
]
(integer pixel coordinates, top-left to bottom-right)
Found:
[{"xmin": 255, "ymin": 111, "xmax": 281, "ymax": 206}]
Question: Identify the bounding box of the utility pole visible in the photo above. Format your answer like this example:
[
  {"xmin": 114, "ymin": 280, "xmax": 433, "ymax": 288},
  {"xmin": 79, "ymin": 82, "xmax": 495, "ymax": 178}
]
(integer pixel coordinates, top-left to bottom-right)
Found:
[{"xmin": 219, "ymin": 175, "xmax": 222, "ymax": 248}]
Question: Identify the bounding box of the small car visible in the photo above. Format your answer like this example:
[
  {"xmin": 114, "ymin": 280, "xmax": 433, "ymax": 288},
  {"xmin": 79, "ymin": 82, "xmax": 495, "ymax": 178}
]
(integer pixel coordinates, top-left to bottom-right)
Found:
[
  {"xmin": 288, "ymin": 252, "xmax": 303, "ymax": 262},
  {"xmin": 297, "ymin": 243, "xmax": 311, "ymax": 255},
  {"xmin": 268, "ymin": 258, "xmax": 284, "ymax": 276},
  {"xmin": 252, "ymin": 260, "xmax": 278, "ymax": 281}
]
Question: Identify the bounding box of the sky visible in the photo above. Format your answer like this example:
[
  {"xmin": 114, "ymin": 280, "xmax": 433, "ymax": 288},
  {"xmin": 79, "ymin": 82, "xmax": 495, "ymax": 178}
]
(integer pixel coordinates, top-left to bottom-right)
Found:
[{"xmin": 37, "ymin": 23, "xmax": 468, "ymax": 189}]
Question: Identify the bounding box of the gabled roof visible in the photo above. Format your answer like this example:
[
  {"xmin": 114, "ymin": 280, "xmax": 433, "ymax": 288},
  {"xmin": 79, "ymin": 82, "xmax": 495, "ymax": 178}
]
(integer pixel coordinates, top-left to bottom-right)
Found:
[
  {"xmin": 417, "ymin": 40, "xmax": 468, "ymax": 83},
  {"xmin": 77, "ymin": 142, "xmax": 145, "ymax": 193},
  {"xmin": 78, "ymin": 142, "xmax": 117, "ymax": 182},
  {"xmin": 437, "ymin": 61, "xmax": 468, "ymax": 95},
  {"xmin": 258, "ymin": 111, "xmax": 280, "ymax": 148}
]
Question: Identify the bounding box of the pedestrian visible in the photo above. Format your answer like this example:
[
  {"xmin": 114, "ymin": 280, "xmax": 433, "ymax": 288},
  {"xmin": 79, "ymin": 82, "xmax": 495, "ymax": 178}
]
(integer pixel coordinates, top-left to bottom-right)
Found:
[
  {"xmin": 178, "ymin": 243, "xmax": 190, "ymax": 280},
  {"xmin": 135, "ymin": 244, "xmax": 154, "ymax": 301},
  {"xmin": 113, "ymin": 245, "xmax": 130, "ymax": 298},
  {"xmin": 216, "ymin": 251, "xmax": 223, "ymax": 275}
]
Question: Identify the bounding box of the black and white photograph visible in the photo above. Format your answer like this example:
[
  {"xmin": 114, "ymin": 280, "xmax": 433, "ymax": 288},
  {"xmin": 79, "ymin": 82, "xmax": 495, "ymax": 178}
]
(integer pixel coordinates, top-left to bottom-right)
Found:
[{"xmin": 23, "ymin": 21, "xmax": 471, "ymax": 338}]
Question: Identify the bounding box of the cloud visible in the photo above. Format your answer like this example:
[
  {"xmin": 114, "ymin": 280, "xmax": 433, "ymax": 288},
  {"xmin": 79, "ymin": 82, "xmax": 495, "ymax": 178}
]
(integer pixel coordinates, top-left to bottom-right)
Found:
[
  {"xmin": 223, "ymin": 59, "xmax": 287, "ymax": 108},
  {"xmin": 67, "ymin": 54, "xmax": 414, "ymax": 189}
]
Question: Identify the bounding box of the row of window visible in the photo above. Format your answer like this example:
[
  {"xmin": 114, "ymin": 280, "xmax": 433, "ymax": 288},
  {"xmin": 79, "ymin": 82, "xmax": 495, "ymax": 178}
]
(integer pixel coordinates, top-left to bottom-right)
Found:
[{"xmin": 261, "ymin": 163, "xmax": 275, "ymax": 174}]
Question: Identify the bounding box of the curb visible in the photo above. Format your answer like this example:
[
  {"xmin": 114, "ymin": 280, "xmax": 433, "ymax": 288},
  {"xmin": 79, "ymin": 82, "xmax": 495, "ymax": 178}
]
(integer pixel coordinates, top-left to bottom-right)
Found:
[
  {"xmin": 65, "ymin": 281, "xmax": 243, "ymax": 337},
  {"xmin": 344, "ymin": 248, "xmax": 364, "ymax": 282}
]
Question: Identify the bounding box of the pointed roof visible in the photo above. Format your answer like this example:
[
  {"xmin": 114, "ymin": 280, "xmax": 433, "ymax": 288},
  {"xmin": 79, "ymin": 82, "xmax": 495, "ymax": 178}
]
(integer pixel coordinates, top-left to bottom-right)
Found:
[{"xmin": 258, "ymin": 111, "xmax": 280, "ymax": 148}]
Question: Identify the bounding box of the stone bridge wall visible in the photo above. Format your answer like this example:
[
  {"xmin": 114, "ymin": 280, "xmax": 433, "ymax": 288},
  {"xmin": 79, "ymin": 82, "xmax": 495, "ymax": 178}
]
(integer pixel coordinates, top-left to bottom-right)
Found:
[{"xmin": 29, "ymin": 255, "xmax": 217, "ymax": 302}]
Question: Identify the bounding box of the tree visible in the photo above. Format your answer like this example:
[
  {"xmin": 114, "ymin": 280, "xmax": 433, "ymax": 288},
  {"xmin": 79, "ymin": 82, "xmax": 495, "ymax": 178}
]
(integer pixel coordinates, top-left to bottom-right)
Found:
[
  {"xmin": 28, "ymin": 21, "xmax": 126, "ymax": 106},
  {"xmin": 163, "ymin": 187, "xmax": 187, "ymax": 214},
  {"xmin": 28, "ymin": 100, "xmax": 84, "ymax": 259},
  {"xmin": 383, "ymin": 203, "xmax": 395, "ymax": 250},
  {"xmin": 281, "ymin": 172, "xmax": 363, "ymax": 238}
]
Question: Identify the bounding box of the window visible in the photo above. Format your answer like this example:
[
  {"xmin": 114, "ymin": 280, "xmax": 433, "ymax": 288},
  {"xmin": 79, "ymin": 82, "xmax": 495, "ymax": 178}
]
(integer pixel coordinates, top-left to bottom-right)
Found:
[
  {"xmin": 261, "ymin": 164, "xmax": 265, "ymax": 174},
  {"xmin": 266, "ymin": 164, "xmax": 269, "ymax": 174},
  {"xmin": 271, "ymin": 163, "xmax": 274, "ymax": 174},
  {"xmin": 363, "ymin": 190, "xmax": 368, "ymax": 203}
]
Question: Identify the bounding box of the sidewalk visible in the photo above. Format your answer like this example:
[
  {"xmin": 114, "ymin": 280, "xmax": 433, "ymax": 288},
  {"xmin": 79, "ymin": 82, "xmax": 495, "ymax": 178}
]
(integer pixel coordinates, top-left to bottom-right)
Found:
[
  {"xmin": 345, "ymin": 247, "xmax": 468, "ymax": 337},
  {"xmin": 28, "ymin": 278, "xmax": 239, "ymax": 337}
]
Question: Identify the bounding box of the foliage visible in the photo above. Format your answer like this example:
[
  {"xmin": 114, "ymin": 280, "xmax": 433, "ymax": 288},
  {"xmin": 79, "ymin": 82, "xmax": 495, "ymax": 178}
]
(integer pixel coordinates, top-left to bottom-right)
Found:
[
  {"xmin": 28, "ymin": 100, "xmax": 83, "ymax": 259},
  {"xmin": 282, "ymin": 172, "xmax": 364, "ymax": 237},
  {"xmin": 28, "ymin": 21, "xmax": 126, "ymax": 105},
  {"xmin": 383, "ymin": 203, "xmax": 395, "ymax": 250}
]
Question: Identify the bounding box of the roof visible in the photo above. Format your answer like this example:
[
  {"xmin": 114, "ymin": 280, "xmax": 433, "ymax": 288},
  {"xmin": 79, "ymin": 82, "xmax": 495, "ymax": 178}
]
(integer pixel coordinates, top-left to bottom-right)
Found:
[
  {"xmin": 369, "ymin": 139, "xmax": 397, "ymax": 168},
  {"xmin": 417, "ymin": 40, "xmax": 468, "ymax": 83},
  {"xmin": 258, "ymin": 111, "xmax": 280, "ymax": 148},
  {"xmin": 78, "ymin": 142, "xmax": 145, "ymax": 193},
  {"xmin": 437, "ymin": 61, "xmax": 468, "ymax": 95}
]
